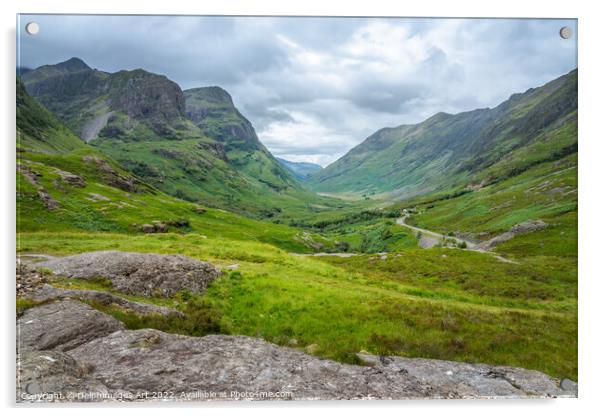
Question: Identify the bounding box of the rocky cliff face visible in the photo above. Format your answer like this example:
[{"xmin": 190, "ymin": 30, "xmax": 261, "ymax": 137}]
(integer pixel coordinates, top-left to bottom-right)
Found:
[
  {"xmin": 105, "ymin": 70, "xmax": 187, "ymax": 135},
  {"xmin": 184, "ymin": 86, "xmax": 260, "ymax": 149},
  {"xmin": 22, "ymin": 59, "xmax": 200, "ymax": 142}
]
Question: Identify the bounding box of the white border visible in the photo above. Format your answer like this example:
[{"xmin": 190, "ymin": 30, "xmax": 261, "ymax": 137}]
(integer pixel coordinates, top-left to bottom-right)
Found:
[{"xmin": 2, "ymin": 1, "xmax": 601, "ymax": 415}]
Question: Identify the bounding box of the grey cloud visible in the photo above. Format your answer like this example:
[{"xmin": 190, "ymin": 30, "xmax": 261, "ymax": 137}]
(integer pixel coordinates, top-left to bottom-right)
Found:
[{"xmin": 18, "ymin": 15, "xmax": 577, "ymax": 166}]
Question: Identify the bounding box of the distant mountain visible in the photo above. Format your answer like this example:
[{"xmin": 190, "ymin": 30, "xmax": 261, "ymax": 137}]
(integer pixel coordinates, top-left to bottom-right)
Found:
[
  {"xmin": 21, "ymin": 58, "xmax": 337, "ymax": 219},
  {"xmin": 276, "ymin": 158, "xmax": 323, "ymax": 181},
  {"xmin": 307, "ymin": 69, "xmax": 577, "ymax": 200}
]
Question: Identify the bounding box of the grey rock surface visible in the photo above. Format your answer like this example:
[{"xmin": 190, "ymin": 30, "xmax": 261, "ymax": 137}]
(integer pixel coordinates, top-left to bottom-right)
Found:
[
  {"xmin": 38, "ymin": 250, "xmax": 222, "ymax": 297},
  {"xmin": 358, "ymin": 354, "xmax": 576, "ymax": 398},
  {"xmin": 65, "ymin": 329, "xmax": 574, "ymax": 401},
  {"xmin": 17, "ymin": 349, "xmax": 109, "ymax": 402},
  {"xmin": 16, "ymin": 263, "xmax": 49, "ymax": 297},
  {"xmin": 17, "ymin": 299, "xmax": 125, "ymax": 352},
  {"xmin": 477, "ymin": 219, "xmax": 548, "ymax": 250}
]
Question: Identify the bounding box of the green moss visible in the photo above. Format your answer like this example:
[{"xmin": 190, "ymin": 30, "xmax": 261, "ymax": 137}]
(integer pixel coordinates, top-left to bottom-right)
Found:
[{"xmin": 16, "ymin": 297, "xmax": 51, "ymax": 317}]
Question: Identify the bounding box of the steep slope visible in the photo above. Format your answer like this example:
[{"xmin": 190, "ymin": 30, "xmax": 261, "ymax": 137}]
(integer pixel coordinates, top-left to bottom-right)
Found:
[
  {"xmin": 22, "ymin": 59, "xmax": 344, "ymax": 219},
  {"xmin": 308, "ymin": 69, "xmax": 577, "ymax": 199},
  {"xmin": 276, "ymin": 157, "xmax": 323, "ymax": 181},
  {"xmin": 17, "ymin": 77, "xmax": 86, "ymax": 154},
  {"xmin": 184, "ymin": 86, "xmax": 300, "ymax": 195}
]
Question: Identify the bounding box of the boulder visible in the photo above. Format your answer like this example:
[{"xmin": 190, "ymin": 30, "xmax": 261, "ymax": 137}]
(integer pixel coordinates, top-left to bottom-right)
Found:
[
  {"xmin": 140, "ymin": 223, "xmax": 168, "ymax": 233},
  {"xmin": 38, "ymin": 251, "xmax": 222, "ymax": 297},
  {"xmin": 17, "ymin": 349, "xmax": 109, "ymax": 402},
  {"xmin": 55, "ymin": 169, "xmax": 85, "ymax": 187},
  {"xmin": 17, "ymin": 299, "xmax": 125, "ymax": 352},
  {"xmin": 510, "ymin": 219, "xmax": 548, "ymax": 234},
  {"xmin": 153, "ymin": 222, "xmax": 168, "ymax": 233},
  {"xmin": 141, "ymin": 224, "xmax": 156, "ymax": 233}
]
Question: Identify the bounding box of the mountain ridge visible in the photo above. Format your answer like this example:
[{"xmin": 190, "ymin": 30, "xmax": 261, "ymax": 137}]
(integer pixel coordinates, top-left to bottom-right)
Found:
[
  {"xmin": 21, "ymin": 58, "xmax": 340, "ymax": 219},
  {"xmin": 307, "ymin": 69, "xmax": 577, "ymax": 200}
]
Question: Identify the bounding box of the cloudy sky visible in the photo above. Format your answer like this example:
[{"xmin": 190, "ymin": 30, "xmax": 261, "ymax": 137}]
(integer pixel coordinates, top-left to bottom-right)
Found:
[{"xmin": 18, "ymin": 15, "xmax": 577, "ymax": 166}]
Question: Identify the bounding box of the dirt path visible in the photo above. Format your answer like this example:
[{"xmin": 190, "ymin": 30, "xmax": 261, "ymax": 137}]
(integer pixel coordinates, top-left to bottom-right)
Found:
[{"xmin": 396, "ymin": 216, "xmax": 518, "ymax": 264}]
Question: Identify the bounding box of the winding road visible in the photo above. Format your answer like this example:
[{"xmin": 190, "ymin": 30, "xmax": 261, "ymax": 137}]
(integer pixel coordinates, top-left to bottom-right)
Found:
[
  {"xmin": 292, "ymin": 216, "xmax": 516, "ymax": 263},
  {"xmin": 396, "ymin": 215, "xmax": 477, "ymax": 249},
  {"xmin": 396, "ymin": 215, "xmax": 517, "ymax": 264}
]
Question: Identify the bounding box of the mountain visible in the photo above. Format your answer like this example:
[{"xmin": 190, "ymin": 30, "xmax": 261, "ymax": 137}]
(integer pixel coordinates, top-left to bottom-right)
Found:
[
  {"xmin": 17, "ymin": 77, "xmax": 86, "ymax": 154},
  {"xmin": 307, "ymin": 69, "xmax": 577, "ymax": 200},
  {"xmin": 183, "ymin": 86, "xmax": 300, "ymax": 197},
  {"xmin": 21, "ymin": 58, "xmax": 341, "ymax": 219},
  {"xmin": 17, "ymin": 67, "xmax": 32, "ymax": 76},
  {"xmin": 16, "ymin": 79, "xmax": 332, "ymax": 252},
  {"xmin": 184, "ymin": 86, "xmax": 261, "ymax": 149},
  {"xmin": 276, "ymin": 158, "xmax": 323, "ymax": 181},
  {"xmin": 21, "ymin": 57, "xmax": 201, "ymax": 142}
]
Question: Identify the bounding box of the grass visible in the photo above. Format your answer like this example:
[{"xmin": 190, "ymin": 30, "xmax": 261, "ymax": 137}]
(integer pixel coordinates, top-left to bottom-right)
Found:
[
  {"xmin": 16, "ymin": 142, "xmax": 577, "ymax": 381},
  {"xmin": 83, "ymin": 296, "xmax": 224, "ymax": 337},
  {"xmin": 17, "ymin": 149, "xmax": 338, "ymax": 254},
  {"xmin": 401, "ymin": 154, "xmax": 577, "ymax": 258},
  {"xmin": 93, "ymin": 136, "xmax": 351, "ymax": 222},
  {"xmin": 16, "ymin": 298, "xmax": 51, "ymax": 318},
  {"xmin": 18, "ymin": 231, "xmax": 577, "ymax": 380}
]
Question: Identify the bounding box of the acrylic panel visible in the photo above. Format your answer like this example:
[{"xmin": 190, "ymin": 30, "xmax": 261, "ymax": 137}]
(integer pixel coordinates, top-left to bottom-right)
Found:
[{"xmin": 16, "ymin": 14, "xmax": 578, "ymax": 402}]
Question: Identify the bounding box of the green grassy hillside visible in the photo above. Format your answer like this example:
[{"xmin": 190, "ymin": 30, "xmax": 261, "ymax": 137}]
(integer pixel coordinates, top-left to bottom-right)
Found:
[
  {"xmin": 16, "ymin": 82, "xmax": 334, "ymax": 253},
  {"xmin": 308, "ymin": 70, "xmax": 577, "ymax": 200},
  {"xmin": 19, "ymin": 230, "xmax": 576, "ymax": 380},
  {"xmin": 17, "ymin": 78, "xmax": 86, "ymax": 154}
]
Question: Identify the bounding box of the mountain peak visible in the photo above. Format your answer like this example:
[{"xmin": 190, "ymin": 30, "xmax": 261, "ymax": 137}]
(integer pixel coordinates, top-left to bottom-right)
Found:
[
  {"xmin": 54, "ymin": 57, "xmax": 91, "ymax": 72},
  {"xmin": 184, "ymin": 86, "xmax": 234, "ymax": 107},
  {"xmin": 183, "ymin": 86, "xmax": 260, "ymax": 147}
]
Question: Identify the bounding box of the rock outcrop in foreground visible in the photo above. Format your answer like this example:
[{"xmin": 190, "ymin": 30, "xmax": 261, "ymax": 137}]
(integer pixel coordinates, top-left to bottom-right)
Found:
[
  {"xmin": 38, "ymin": 251, "xmax": 222, "ymax": 297},
  {"xmin": 17, "ymin": 299, "xmax": 577, "ymax": 402}
]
